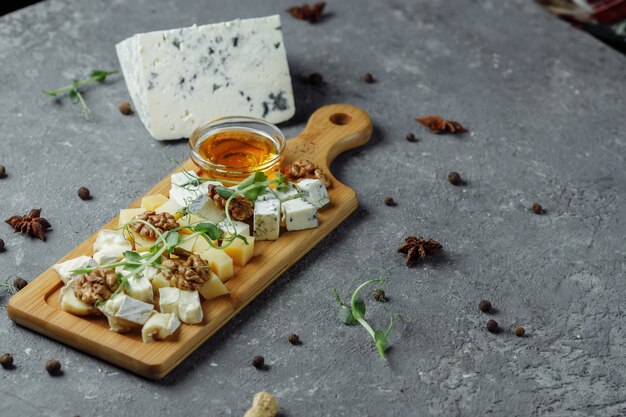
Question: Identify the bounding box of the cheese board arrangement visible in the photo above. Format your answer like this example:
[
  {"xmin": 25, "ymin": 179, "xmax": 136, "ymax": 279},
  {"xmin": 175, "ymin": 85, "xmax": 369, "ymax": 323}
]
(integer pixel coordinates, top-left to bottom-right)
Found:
[{"xmin": 7, "ymin": 103, "xmax": 372, "ymax": 378}]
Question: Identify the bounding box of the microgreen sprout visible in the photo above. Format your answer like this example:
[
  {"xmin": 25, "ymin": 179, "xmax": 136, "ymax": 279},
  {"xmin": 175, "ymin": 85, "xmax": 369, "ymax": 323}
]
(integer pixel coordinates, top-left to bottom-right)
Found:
[
  {"xmin": 0, "ymin": 276, "xmax": 19, "ymax": 297},
  {"xmin": 43, "ymin": 69, "xmax": 118, "ymax": 120},
  {"xmin": 333, "ymin": 275, "xmax": 400, "ymax": 360}
]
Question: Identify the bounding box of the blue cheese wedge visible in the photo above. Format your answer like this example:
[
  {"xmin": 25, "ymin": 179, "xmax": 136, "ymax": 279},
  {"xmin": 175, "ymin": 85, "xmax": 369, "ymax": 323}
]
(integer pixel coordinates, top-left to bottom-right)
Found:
[
  {"xmin": 187, "ymin": 194, "xmax": 226, "ymax": 224},
  {"xmin": 254, "ymin": 200, "xmax": 280, "ymax": 241},
  {"xmin": 295, "ymin": 179, "xmax": 330, "ymax": 208},
  {"xmin": 256, "ymin": 187, "xmax": 278, "ymax": 202},
  {"xmin": 53, "ymin": 256, "xmax": 95, "ymax": 284},
  {"xmin": 272, "ymin": 183, "xmax": 300, "ymax": 202},
  {"xmin": 142, "ymin": 312, "xmax": 181, "ymax": 343},
  {"xmin": 218, "ymin": 219, "xmax": 250, "ymax": 236},
  {"xmin": 116, "ymin": 15, "xmax": 295, "ymax": 140},
  {"xmin": 281, "ymin": 198, "xmax": 318, "ymax": 231}
]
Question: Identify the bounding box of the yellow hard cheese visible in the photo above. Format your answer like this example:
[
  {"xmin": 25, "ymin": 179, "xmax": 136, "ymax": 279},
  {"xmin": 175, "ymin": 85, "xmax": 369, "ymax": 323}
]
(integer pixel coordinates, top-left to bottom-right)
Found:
[
  {"xmin": 198, "ymin": 248, "xmax": 234, "ymax": 281},
  {"xmin": 118, "ymin": 208, "xmax": 146, "ymax": 226},
  {"xmin": 222, "ymin": 237, "xmax": 255, "ymax": 266},
  {"xmin": 141, "ymin": 194, "xmax": 169, "ymax": 211},
  {"xmin": 155, "ymin": 200, "xmax": 182, "ymax": 216},
  {"xmin": 198, "ymin": 272, "xmax": 229, "ymax": 300},
  {"xmin": 178, "ymin": 213, "xmax": 206, "ymax": 235}
]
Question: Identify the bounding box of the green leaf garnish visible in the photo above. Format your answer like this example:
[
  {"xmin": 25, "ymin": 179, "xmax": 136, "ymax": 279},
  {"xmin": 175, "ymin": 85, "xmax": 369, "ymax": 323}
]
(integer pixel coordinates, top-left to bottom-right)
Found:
[
  {"xmin": 194, "ymin": 222, "xmax": 221, "ymax": 240},
  {"xmin": 216, "ymin": 186, "xmax": 235, "ymax": 199}
]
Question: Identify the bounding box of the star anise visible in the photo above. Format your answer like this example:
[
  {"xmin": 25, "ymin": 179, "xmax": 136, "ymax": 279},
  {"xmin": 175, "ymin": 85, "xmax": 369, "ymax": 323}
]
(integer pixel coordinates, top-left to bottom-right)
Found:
[
  {"xmin": 416, "ymin": 115, "xmax": 467, "ymax": 134},
  {"xmin": 288, "ymin": 2, "xmax": 326, "ymax": 23},
  {"xmin": 207, "ymin": 184, "xmax": 253, "ymax": 221},
  {"xmin": 397, "ymin": 236, "xmax": 442, "ymax": 266},
  {"xmin": 5, "ymin": 208, "xmax": 52, "ymax": 241}
]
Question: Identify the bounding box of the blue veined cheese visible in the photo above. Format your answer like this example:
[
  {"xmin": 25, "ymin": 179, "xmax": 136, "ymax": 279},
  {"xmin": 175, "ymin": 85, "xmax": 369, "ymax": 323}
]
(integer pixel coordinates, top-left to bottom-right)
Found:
[
  {"xmin": 218, "ymin": 218, "xmax": 250, "ymax": 236},
  {"xmin": 295, "ymin": 178, "xmax": 330, "ymax": 208},
  {"xmin": 254, "ymin": 200, "xmax": 280, "ymax": 241},
  {"xmin": 115, "ymin": 15, "xmax": 295, "ymax": 140},
  {"xmin": 281, "ymin": 198, "xmax": 318, "ymax": 231},
  {"xmin": 271, "ymin": 183, "xmax": 300, "ymax": 202},
  {"xmin": 187, "ymin": 193, "xmax": 226, "ymax": 224},
  {"xmin": 257, "ymin": 187, "xmax": 278, "ymax": 202}
]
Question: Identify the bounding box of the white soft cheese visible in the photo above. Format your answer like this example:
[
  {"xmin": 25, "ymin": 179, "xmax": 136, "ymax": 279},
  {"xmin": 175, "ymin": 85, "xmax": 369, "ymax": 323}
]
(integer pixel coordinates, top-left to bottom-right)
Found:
[
  {"xmin": 116, "ymin": 15, "xmax": 295, "ymax": 140},
  {"xmin": 142, "ymin": 312, "xmax": 181, "ymax": 343},
  {"xmin": 295, "ymin": 178, "xmax": 330, "ymax": 208},
  {"xmin": 281, "ymin": 198, "xmax": 318, "ymax": 231},
  {"xmin": 53, "ymin": 256, "xmax": 95, "ymax": 284},
  {"xmin": 177, "ymin": 290, "xmax": 203, "ymax": 324},
  {"xmin": 93, "ymin": 247, "xmax": 123, "ymax": 266},
  {"xmin": 254, "ymin": 200, "xmax": 280, "ymax": 241},
  {"xmin": 159, "ymin": 287, "xmax": 181, "ymax": 315},
  {"xmin": 94, "ymin": 229, "xmax": 131, "ymax": 253},
  {"xmin": 59, "ymin": 282, "xmax": 100, "ymax": 316}
]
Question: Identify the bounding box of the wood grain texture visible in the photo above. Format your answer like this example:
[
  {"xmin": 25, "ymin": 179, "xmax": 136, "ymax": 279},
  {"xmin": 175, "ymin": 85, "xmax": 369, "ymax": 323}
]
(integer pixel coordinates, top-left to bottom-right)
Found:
[{"xmin": 7, "ymin": 104, "xmax": 372, "ymax": 379}]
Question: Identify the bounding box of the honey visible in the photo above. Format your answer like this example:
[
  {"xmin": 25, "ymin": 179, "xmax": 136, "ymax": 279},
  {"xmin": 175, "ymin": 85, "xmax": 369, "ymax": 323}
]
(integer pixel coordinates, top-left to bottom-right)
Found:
[{"xmin": 198, "ymin": 130, "xmax": 278, "ymax": 169}]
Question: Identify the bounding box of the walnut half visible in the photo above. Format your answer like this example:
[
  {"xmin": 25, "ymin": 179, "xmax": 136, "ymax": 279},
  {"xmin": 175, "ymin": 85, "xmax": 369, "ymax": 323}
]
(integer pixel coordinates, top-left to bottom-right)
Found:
[
  {"xmin": 284, "ymin": 160, "xmax": 332, "ymax": 188},
  {"xmin": 73, "ymin": 268, "xmax": 120, "ymax": 305},
  {"xmin": 131, "ymin": 211, "xmax": 179, "ymax": 240},
  {"xmin": 162, "ymin": 252, "xmax": 211, "ymax": 291}
]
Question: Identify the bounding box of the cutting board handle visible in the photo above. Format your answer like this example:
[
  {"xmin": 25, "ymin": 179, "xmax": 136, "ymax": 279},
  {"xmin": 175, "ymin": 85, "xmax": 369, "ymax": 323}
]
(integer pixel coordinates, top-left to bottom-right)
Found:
[{"xmin": 286, "ymin": 104, "xmax": 373, "ymax": 171}]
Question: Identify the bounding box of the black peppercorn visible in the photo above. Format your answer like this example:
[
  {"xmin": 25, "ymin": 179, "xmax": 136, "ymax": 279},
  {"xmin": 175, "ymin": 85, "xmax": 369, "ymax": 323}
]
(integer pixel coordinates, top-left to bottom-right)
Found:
[
  {"xmin": 13, "ymin": 277, "xmax": 27, "ymax": 291},
  {"xmin": 405, "ymin": 133, "xmax": 417, "ymax": 142},
  {"xmin": 0, "ymin": 353, "xmax": 13, "ymax": 369},
  {"xmin": 45, "ymin": 359, "xmax": 62, "ymax": 376},
  {"xmin": 373, "ymin": 289, "xmax": 387, "ymax": 302},
  {"xmin": 251, "ymin": 355, "xmax": 265, "ymax": 369},
  {"xmin": 531, "ymin": 203, "xmax": 543, "ymax": 214},
  {"xmin": 478, "ymin": 300, "xmax": 492, "ymax": 313},
  {"xmin": 486, "ymin": 319, "xmax": 499, "ymax": 333},
  {"xmin": 0, "ymin": 238, "xmax": 5, "ymax": 253},
  {"xmin": 0, "ymin": 164, "xmax": 6, "ymax": 178},
  {"xmin": 288, "ymin": 334, "xmax": 300, "ymax": 345},
  {"xmin": 118, "ymin": 101, "xmax": 132, "ymax": 115},
  {"xmin": 515, "ymin": 325, "xmax": 525, "ymax": 337},
  {"xmin": 77, "ymin": 187, "xmax": 91, "ymax": 201},
  {"xmin": 308, "ymin": 72, "xmax": 323, "ymax": 86},
  {"xmin": 384, "ymin": 196, "xmax": 395, "ymax": 206},
  {"xmin": 364, "ymin": 73, "xmax": 375, "ymax": 83},
  {"xmin": 448, "ymin": 172, "xmax": 462, "ymax": 186}
]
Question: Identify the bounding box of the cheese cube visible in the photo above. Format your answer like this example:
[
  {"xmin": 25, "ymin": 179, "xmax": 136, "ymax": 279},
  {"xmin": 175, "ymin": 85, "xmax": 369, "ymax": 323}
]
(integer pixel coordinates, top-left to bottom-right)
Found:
[
  {"xmin": 142, "ymin": 312, "xmax": 181, "ymax": 343},
  {"xmin": 256, "ymin": 187, "xmax": 278, "ymax": 202},
  {"xmin": 218, "ymin": 219, "xmax": 250, "ymax": 237},
  {"xmin": 171, "ymin": 171, "xmax": 199, "ymax": 187},
  {"xmin": 192, "ymin": 236, "xmax": 218, "ymax": 254},
  {"xmin": 94, "ymin": 229, "xmax": 131, "ymax": 252},
  {"xmin": 100, "ymin": 294, "xmax": 154, "ymax": 333},
  {"xmin": 178, "ymin": 290, "xmax": 203, "ymax": 324},
  {"xmin": 155, "ymin": 199, "xmax": 183, "ymax": 216},
  {"xmin": 272, "ymin": 183, "xmax": 300, "ymax": 202},
  {"xmin": 176, "ymin": 235, "xmax": 198, "ymax": 253},
  {"xmin": 198, "ymin": 272, "xmax": 229, "ymax": 300},
  {"xmin": 118, "ymin": 208, "xmax": 146, "ymax": 227},
  {"xmin": 159, "ymin": 287, "xmax": 181, "ymax": 315},
  {"xmin": 150, "ymin": 272, "xmax": 170, "ymax": 290},
  {"xmin": 169, "ymin": 186, "xmax": 204, "ymax": 208},
  {"xmin": 179, "ymin": 213, "xmax": 206, "ymax": 233},
  {"xmin": 254, "ymin": 200, "xmax": 280, "ymax": 241},
  {"xmin": 53, "ymin": 256, "xmax": 95, "ymax": 284},
  {"xmin": 187, "ymin": 194, "xmax": 225, "ymax": 224},
  {"xmin": 115, "ymin": 15, "xmax": 295, "ymax": 140},
  {"xmin": 141, "ymin": 194, "xmax": 169, "ymax": 211},
  {"xmin": 59, "ymin": 283, "xmax": 99, "ymax": 316},
  {"xmin": 198, "ymin": 248, "xmax": 234, "ymax": 281},
  {"xmin": 222, "ymin": 236, "xmax": 255, "ymax": 266},
  {"xmin": 295, "ymin": 179, "xmax": 330, "ymax": 208},
  {"xmin": 93, "ymin": 247, "xmax": 123, "ymax": 266},
  {"xmin": 281, "ymin": 198, "xmax": 318, "ymax": 231},
  {"xmin": 125, "ymin": 275, "xmax": 154, "ymax": 304}
]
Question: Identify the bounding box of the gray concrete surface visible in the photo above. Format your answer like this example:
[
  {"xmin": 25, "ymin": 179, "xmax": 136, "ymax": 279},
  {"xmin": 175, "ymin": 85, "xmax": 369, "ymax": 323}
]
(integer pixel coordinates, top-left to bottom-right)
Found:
[{"xmin": 1, "ymin": 0, "xmax": 626, "ymax": 416}]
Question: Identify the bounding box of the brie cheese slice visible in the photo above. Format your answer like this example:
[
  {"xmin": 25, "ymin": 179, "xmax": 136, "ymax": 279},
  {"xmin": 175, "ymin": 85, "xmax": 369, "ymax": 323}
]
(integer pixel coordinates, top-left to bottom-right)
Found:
[
  {"xmin": 142, "ymin": 312, "xmax": 181, "ymax": 343},
  {"xmin": 53, "ymin": 256, "xmax": 95, "ymax": 284}
]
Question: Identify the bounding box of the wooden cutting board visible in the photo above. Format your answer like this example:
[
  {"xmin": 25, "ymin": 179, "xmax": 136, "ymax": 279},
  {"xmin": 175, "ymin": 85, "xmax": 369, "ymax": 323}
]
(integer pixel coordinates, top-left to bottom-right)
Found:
[{"xmin": 7, "ymin": 104, "xmax": 372, "ymax": 379}]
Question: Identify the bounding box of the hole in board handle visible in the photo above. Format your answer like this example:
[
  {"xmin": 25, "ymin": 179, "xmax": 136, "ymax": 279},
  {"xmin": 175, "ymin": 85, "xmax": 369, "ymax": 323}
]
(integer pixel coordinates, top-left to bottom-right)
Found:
[{"xmin": 329, "ymin": 113, "xmax": 351, "ymax": 125}]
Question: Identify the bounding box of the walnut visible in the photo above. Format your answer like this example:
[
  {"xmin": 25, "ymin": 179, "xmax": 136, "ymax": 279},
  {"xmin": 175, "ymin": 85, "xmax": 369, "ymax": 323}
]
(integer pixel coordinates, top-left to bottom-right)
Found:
[
  {"xmin": 131, "ymin": 211, "xmax": 179, "ymax": 239},
  {"xmin": 73, "ymin": 268, "xmax": 120, "ymax": 305},
  {"xmin": 284, "ymin": 159, "xmax": 332, "ymax": 188},
  {"xmin": 162, "ymin": 252, "xmax": 211, "ymax": 291},
  {"xmin": 207, "ymin": 185, "xmax": 253, "ymax": 221}
]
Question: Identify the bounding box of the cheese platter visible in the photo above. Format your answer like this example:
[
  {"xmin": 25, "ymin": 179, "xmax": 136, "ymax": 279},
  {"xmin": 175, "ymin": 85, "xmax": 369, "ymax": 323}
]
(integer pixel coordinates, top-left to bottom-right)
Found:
[{"xmin": 7, "ymin": 103, "xmax": 372, "ymax": 379}]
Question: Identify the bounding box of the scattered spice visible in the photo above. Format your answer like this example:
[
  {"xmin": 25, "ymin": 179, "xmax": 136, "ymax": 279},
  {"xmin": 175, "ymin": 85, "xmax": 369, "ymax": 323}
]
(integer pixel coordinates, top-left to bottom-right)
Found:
[
  {"xmin": 0, "ymin": 239, "xmax": 4, "ymax": 252},
  {"xmin": 0, "ymin": 353, "xmax": 13, "ymax": 369},
  {"xmin": 531, "ymin": 203, "xmax": 543, "ymax": 214},
  {"xmin": 515, "ymin": 325, "xmax": 526, "ymax": 337},
  {"xmin": 283, "ymin": 159, "xmax": 331, "ymax": 188},
  {"xmin": 384, "ymin": 196, "xmax": 395, "ymax": 206},
  {"xmin": 364, "ymin": 73, "xmax": 375, "ymax": 83},
  {"xmin": 207, "ymin": 185, "xmax": 254, "ymax": 221},
  {"xmin": 5, "ymin": 208, "xmax": 52, "ymax": 241},
  {"xmin": 288, "ymin": 333, "xmax": 301, "ymax": 345},
  {"xmin": 486, "ymin": 319, "xmax": 499, "ymax": 333},
  {"xmin": 131, "ymin": 211, "xmax": 179, "ymax": 239},
  {"xmin": 405, "ymin": 133, "xmax": 417, "ymax": 142},
  {"xmin": 478, "ymin": 300, "xmax": 492, "ymax": 313},
  {"xmin": 416, "ymin": 115, "xmax": 467, "ymax": 134},
  {"xmin": 287, "ymin": 2, "xmax": 325, "ymax": 23},
  {"xmin": 45, "ymin": 359, "xmax": 62, "ymax": 376},
  {"xmin": 373, "ymin": 289, "xmax": 387, "ymax": 302},
  {"xmin": 243, "ymin": 391, "xmax": 279, "ymax": 417},
  {"xmin": 0, "ymin": 164, "xmax": 6, "ymax": 178},
  {"xmin": 251, "ymin": 355, "xmax": 265, "ymax": 369},
  {"xmin": 118, "ymin": 101, "xmax": 132, "ymax": 115},
  {"xmin": 308, "ymin": 72, "xmax": 324, "ymax": 86},
  {"xmin": 13, "ymin": 277, "xmax": 28, "ymax": 291},
  {"xmin": 77, "ymin": 186, "xmax": 91, "ymax": 200},
  {"xmin": 448, "ymin": 172, "xmax": 462, "ymax": 186},
  {"xmin": 397, "ymin": 236, "xmax": 443, "ymax": 266}
]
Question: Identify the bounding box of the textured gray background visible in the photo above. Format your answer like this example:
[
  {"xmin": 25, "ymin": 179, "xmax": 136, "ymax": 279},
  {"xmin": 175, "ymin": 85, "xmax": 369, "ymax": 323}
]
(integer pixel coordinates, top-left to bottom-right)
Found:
[{"xmin": 1, "ymin": 0, "xmax": 626, "ymax": 416}]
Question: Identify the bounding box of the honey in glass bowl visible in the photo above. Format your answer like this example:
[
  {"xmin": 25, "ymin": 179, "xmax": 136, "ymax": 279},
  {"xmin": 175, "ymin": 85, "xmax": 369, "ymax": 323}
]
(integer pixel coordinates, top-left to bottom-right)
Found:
[{"xmin": 189, "ymin": 116, "xmax": 285, "ymax": 181}]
